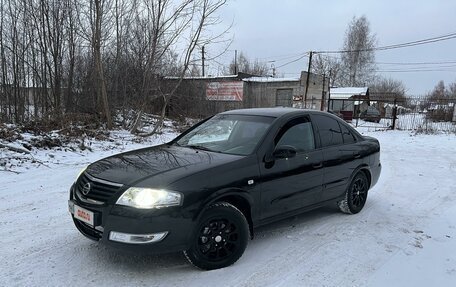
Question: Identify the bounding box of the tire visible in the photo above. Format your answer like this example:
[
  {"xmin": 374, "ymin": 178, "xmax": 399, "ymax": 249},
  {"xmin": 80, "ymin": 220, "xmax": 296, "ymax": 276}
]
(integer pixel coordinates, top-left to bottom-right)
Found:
[
  {"xmin": 338, "ymin": 172, "xmax": 369, "ymax": 214},
  {"xmin": 184, "ymin": 202, "xmax": 249, "ymax": 270}
]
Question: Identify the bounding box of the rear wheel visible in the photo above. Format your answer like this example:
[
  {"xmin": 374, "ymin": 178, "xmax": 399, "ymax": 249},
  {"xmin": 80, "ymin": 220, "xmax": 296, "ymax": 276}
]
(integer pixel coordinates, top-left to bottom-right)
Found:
[
  {"xmin": 184, "ymin": 202, "xmax": 249, "ymax": 270},
  {"xmin": 339, "ymin": 172, "xmax": 369, "ymax": 214}
]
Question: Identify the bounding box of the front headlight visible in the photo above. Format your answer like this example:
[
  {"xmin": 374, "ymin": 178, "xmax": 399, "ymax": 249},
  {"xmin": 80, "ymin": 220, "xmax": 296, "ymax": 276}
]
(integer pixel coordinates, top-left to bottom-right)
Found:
[{"xmin": 116, "ymin": 187, "xmax": 183, "ymax": 209}]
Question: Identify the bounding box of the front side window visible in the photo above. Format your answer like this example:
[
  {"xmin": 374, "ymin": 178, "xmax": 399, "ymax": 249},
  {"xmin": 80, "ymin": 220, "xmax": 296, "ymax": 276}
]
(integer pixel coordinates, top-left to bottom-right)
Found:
[
  {"xmin": 176, "ymin": 114, "xmax": 274, "ymax": 155},
  {"xmin": 275, "ymin": 117, "xmax": 315, "ymax": 153}
]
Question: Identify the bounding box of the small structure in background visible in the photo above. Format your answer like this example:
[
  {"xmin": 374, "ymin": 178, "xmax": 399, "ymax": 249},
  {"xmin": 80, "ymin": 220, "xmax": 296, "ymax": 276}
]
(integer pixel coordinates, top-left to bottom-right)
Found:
[
  {"xmin": 453, "ymin": 103, "xmax": 456, "ymax": 122},
  {"xmin": 243, "ymin": 72, "xmax": 329, "ymax": 111},
  {"xmin": 328, "ymin": 87, "xmax": 370, "ymax": 121},
  {"xmin": 166, "ymin": 72, "xmax": 329, "ymax": 118}
]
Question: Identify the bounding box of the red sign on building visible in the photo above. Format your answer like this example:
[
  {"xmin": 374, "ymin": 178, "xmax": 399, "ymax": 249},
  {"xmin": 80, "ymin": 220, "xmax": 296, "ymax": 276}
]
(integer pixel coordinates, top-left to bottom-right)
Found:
[{"xmin": 206, "ymin": 81, "xmax": 243, "ymax": 101}]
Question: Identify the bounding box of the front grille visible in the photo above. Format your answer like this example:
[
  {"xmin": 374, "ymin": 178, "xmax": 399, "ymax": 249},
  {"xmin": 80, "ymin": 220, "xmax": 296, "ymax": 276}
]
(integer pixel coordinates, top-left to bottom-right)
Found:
[
  {"xmin": 76, "ymin": 172, "xmax": 123, "ymax": 203},
  {"xmin": 73, "ymin": 218, "xmax": 103, "ymax": 241}
]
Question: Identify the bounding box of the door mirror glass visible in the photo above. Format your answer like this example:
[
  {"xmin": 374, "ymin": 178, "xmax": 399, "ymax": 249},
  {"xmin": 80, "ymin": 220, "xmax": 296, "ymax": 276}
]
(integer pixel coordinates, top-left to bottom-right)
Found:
[{"xmin": 273, "ymin": 145, "xmax": 297, "ymax": 159}]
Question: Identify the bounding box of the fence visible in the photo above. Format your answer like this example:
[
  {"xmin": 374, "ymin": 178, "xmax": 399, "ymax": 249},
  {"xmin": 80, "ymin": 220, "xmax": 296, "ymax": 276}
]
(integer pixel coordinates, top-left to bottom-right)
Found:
[{"xmin": 329, "ymin": 95, "xmax": 456, "ymax": 133}]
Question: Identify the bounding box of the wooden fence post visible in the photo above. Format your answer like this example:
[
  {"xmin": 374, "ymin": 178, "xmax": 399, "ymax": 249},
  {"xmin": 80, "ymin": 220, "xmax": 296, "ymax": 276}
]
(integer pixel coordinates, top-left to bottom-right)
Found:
[{"xmin": 392, "ymin": 98, "xmax": 397, "ymax": 130}]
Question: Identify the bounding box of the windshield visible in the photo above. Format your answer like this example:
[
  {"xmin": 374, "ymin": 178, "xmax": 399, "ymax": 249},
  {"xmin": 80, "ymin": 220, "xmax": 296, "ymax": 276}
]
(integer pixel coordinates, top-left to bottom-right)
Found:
[{"xmin": 175, "ymin": 114, "xmax": 275, "ymax": 155}]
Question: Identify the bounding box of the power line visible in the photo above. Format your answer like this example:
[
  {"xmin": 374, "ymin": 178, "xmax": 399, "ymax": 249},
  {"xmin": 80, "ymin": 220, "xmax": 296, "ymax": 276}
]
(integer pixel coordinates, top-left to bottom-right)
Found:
[
  {"xmin": 204, "ymin": 31, "xmax": 456, "ymax": 76},
  {"xmin": 376, "ymin": 64, "xmax": 456, "ymax": 70},
  {"xmin": 377, "ymin": 60, "xmax": 456, "ymax": 65},
  {"xmin": 221, "ymin": 31, "xmax": 456, "ymax": 73},
  {"xmin": 275, "ymin": 53, "xmax": 309, "ymax": 68},
  {"xmin": 377, "ymin": 64, "xmax": 456, "ymax": 70},
  {"xmin": 378, "ymin": 68, "xmax": 456, "ymax": 73},
  {"xmin": 257, "ymin": 52, "xmax": 308, "ymax": 62},
  {"xmin": 316, "ymin": 31, "xmax": 456, "ymax": 54},
  {"xmin": 378, "ymin": 70, "xmax": 456, "ymax": 73}
]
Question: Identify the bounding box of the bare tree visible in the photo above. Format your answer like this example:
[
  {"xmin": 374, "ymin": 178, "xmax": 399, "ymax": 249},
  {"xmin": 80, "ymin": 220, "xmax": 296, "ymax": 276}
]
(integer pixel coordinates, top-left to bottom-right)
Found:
[
  {"xmin": 228, "ymin": 51, "xmax": 269, "ymax": 76},
  {"xmin": 340, "ymin": 15, "xmax": 377, "ymax": 86},
  {"xmin": 41, "ymin": 0, "xmax": 67, "ymax": 118},
  {"xmin": 447, "ymin": 81, "xmax": 456, "ymax": 98},
  {"xmin": 311, "ymin": 54, "xmax": 342, "ymax": 86},
  {"xmin": 429, "ymin": 80, "xmax": 446, "ymax": 99},
  {"xmin": 370, "ymin": 77, "xmax": 406, "ymax": 101},
  {"xmin": 129, "ymin": 0, "xmax": 228, "ymax": 136},
  {"xmin": 92, "ymin": 0, "xmax": 112, "ymax": 128},
  {"xmin": 425, "ymin": 80, "xmax": 455, "ymax": 122},
  {"xmin": 111, "ymin": 0, "xmax": 136, "ymax": 113},
  {"xmin": 0, "ymin": 0, "xmax": 229, "ymax": 132},
  {"xmin": 0, "ymin": 0, "xmax": 8, "ymax": 121},
  {"xmin": 63, "ymin": 0, "xmax": 78, "ymax": 113},
  {"xmin": 189, "ymin": 61, "xmax": 202, "ymax": 76},
  {"xmin": 450, "ymin": 80, "xmax": 456, "ymax": 122},
  {"xmin": 3, "ymin": 0, "xmax": 26, "ymax": 122}
]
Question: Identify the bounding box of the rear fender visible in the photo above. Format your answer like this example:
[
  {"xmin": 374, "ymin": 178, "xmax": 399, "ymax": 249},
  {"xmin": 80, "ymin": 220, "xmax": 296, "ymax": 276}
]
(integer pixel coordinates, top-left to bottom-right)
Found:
[{"xmin": 349, "ymin": 164, "xmax": 372, "ymax": 189}]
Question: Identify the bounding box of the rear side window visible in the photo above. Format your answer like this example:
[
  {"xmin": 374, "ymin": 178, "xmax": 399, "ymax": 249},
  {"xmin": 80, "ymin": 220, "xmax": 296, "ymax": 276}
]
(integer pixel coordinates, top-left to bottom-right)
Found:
[
  {"xmin": 312, "ymin": 114, "xmax": 343, "ymax": 147},
  {"xmin": 340, "ymin": 122, "xmax": 356, "ymax": 144}
]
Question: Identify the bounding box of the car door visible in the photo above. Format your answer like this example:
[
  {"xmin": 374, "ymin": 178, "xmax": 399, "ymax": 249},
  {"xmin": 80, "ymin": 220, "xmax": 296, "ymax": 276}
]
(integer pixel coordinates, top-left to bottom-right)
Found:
[
  {"xmin": 259, "ymin": 116, "xmax": 324, "ymax": 220},
  {"xmin": 311, "ymin": 114, "xmax": 361, "ymax": 201}
]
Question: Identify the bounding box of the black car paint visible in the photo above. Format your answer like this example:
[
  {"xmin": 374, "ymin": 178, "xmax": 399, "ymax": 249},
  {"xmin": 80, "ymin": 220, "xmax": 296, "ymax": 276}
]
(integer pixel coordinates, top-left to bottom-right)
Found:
[{"xmin": 69, "ymin": 108, "xmax": 381, "ymax": 253}]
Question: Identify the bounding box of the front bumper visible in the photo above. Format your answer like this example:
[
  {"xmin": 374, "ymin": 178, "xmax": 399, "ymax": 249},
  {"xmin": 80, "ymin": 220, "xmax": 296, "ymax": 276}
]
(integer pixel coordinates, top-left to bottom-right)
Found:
[{"xmin": 68, "ymin": 185, "xmax": 195, "ymax": 254}]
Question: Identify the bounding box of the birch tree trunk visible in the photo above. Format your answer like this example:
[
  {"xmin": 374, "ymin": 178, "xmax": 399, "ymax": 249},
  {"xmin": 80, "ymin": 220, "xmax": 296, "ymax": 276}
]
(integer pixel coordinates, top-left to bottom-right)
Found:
[{"xmin": 93, "ymin": 0, "xmax": 112, "ymax": 128}]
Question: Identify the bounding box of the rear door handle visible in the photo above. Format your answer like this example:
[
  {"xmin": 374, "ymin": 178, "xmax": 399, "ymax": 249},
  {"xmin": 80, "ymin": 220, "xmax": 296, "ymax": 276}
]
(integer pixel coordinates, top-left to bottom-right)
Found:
[
  {"xmin": 312, "ymin": 163, "xmax": 323, "ymax": 169},
  {"xmin": 353, "ymin": 153, "xmax": 361, "ymax": 159}
]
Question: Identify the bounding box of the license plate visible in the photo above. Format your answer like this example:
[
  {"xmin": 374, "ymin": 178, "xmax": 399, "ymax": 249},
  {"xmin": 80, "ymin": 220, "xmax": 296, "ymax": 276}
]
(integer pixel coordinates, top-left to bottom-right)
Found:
[{"xmin": 73, "ymin": 204, "xmax": 94, "ymax": 227}]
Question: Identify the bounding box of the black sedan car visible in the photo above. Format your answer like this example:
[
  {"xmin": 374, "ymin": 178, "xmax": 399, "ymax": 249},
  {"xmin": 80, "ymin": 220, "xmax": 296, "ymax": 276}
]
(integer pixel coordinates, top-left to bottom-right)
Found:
[{"xmin": 69, "ymin": 108, "xmax": 381, "ymax": 270}]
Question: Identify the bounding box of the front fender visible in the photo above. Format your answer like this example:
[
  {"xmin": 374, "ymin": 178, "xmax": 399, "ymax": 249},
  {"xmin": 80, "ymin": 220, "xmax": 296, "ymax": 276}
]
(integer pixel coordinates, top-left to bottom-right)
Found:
[{"xmin": 194, "ymin": 188, "xmax": 255, "ymax": 221}]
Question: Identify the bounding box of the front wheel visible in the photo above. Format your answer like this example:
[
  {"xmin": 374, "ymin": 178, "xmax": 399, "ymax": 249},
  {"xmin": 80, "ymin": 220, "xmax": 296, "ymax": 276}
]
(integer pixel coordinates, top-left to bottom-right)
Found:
[
  {"xmin": 184, "ymin": 202, "xmax": 249, "ymax": 270},
  {"xmin": 339, "ymin": 172, "xmax": 369, "ymax": 214}
]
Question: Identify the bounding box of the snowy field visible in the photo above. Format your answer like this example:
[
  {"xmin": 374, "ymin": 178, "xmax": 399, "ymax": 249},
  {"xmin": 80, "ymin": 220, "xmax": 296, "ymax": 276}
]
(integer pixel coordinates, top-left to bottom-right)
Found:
[{"xmin": 1, "ymin": 127, "xmax": 456, "ymax": 286}]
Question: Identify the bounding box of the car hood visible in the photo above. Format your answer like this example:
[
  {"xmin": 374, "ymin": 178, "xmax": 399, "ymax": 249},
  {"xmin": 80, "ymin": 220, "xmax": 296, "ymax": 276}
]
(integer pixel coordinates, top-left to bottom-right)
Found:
[{"xmin": 85, "ymin": 144, "xmax": 242, "ymax": 187}]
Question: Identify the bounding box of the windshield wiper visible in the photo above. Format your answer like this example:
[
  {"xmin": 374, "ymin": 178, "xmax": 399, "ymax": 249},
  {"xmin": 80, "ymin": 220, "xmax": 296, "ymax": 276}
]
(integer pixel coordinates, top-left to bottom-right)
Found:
[{"xmin": 184, "ymin": 144, "xmax": 214, "ymax": 152}]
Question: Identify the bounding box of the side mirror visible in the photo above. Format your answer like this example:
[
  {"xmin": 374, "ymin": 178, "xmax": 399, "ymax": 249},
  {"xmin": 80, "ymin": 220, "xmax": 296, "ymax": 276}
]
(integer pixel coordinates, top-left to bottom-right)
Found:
[{"xmin": 272, "ymin": 145, "xmax": 297, "ymax": 160}]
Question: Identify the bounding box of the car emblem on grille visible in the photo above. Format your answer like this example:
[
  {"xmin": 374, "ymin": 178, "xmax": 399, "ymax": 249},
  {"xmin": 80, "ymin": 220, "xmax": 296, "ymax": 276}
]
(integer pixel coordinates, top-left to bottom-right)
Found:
[{"xmin": 82, "ymin": 183, "xmax": 91, "ymax": 195}]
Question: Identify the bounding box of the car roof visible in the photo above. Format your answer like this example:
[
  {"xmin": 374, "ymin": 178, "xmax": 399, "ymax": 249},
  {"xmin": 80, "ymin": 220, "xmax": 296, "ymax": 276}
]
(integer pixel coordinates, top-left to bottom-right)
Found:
[
  {"xmin": 219, "ymin": 107, "xmax": 364, "ymax": 141},
  {"xmin": 220, "ymin": 107, "xmax": 322, "ymax": 118}
]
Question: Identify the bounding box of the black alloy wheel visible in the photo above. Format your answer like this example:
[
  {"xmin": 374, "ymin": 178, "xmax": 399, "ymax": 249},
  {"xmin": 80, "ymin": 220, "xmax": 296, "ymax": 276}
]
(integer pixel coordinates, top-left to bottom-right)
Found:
[
  {"xmin": 184, "ymin": 202, "xmax": 249, "ymax": 270},
  {"xmin": 339, "ymin": 172, "xmax": 369, "ymax": 214}
]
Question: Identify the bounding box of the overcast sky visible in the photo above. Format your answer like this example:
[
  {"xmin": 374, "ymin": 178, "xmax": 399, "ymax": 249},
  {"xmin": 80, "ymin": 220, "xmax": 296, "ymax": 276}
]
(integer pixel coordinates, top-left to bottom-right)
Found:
[{"xmin": 208, "ymin": 0, "xmax": 456, "ymax": 95}]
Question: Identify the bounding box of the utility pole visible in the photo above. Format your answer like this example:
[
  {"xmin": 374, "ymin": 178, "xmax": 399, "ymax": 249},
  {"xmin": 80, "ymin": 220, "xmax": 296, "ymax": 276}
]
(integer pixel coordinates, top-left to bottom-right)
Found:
[
  {"xmin": 201, "ymin": 46, "xmax": 205, "ymax": 77},
  {"xmin": 303, "ymin": 51, "xmax": 313, "ymax": 109},
  {"xmin": 234, "ymin": 50, "xmax": 238, "ymax": 75},
  {"xmin": 320, "ymin": 73, "xmax": 326, "ymax": 111},
  {"xmin": 327, "ymin": 69, "xmax": 332, "ymax": 112}
]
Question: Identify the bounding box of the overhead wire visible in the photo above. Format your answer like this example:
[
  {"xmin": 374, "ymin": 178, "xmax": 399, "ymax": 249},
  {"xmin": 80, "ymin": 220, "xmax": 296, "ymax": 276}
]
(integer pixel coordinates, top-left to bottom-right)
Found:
[
  {"xmin": 315, "ymin": 32, "xmax": 456, "ymax": 54},
  {"xmin": 376, "ymin": 60, "xmax": 456, "ymax": 65},
  {"xmin": 275, "ymin": 53, "xmax": 309, "ymax": 68},
  {"xmin": 257, "ymin": 52, "xmax": 309, "ymax": 63},
  {"xmin": 205, "ymin": 31, "xmax": 456, "ymax": 75},
  {"xmin": 377, "ymin": 69, "xmax": 456, "ymax": 73}
]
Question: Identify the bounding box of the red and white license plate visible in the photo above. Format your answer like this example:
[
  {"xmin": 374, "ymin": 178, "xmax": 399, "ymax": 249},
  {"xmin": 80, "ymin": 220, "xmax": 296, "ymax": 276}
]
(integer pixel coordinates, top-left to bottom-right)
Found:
[{"xmin": 73, "ymin": 204, "xmax": 94, "ymax": 227}]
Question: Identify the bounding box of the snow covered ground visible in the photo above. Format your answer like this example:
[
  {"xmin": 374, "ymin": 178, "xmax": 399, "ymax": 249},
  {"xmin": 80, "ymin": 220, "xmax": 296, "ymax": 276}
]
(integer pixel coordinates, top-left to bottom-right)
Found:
[{"xmin": 1, "ymin": 127, "xmax": 455, "ymax": 286}]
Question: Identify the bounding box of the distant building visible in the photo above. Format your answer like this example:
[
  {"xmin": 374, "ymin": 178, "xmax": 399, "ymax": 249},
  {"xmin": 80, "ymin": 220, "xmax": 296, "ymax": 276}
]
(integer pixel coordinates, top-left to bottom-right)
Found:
[
  {"xmin": 167, "ymin": 72, "xmax": 329, "ymax": 118},
  {"xmin": 329, "ymin": 87, "xmax": 370, "ymax": 121}
]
